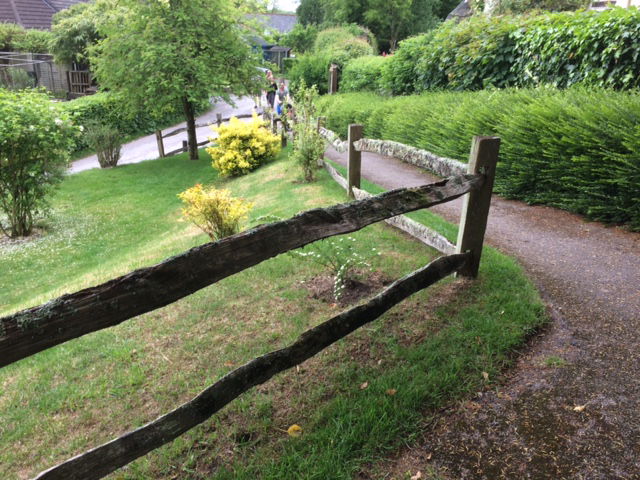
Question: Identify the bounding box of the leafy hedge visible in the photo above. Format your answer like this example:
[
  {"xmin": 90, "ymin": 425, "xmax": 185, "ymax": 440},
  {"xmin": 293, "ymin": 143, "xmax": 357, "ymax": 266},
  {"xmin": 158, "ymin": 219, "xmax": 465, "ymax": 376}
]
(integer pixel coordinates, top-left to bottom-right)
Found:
[
  {"xmin": 0, "ymin": 23, "xmax": 52, "ymax": 53},
  {"xmin": 316, "ymin": 90, "xmax": 640, "ymax": 230},
  {"xmin": 288, "ymin": 25, "xmax": 376, "ymax": 94},
  {"xmin": 382, "ymin": 8, "xmax": 640, "ymax": 94},
  {"xmin": 62, "ymin": 92, "xmax": 190, "ymax": 152},
  {"xmin": 341, "ymin": 55, "xmax": 389, "ymax": 93}
]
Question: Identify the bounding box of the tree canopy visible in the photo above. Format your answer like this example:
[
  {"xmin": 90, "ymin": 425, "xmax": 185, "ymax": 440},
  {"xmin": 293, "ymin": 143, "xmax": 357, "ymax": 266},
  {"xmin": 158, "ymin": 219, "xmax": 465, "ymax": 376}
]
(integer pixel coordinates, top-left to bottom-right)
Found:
[{"xmin": 90, "ymin": 0, "xmax": 261, "ymax": 160}]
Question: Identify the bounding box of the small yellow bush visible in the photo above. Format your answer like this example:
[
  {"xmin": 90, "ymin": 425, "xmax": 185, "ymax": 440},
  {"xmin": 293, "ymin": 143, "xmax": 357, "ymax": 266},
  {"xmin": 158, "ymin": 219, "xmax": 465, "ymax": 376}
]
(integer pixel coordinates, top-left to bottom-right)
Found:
[
  {"xmin": 207, "ymin": 114, "xmax": 281, "ymax": 176},
  {"xmin": 178, "ymin": 184, "xmax": 254, "ymax": 241}
]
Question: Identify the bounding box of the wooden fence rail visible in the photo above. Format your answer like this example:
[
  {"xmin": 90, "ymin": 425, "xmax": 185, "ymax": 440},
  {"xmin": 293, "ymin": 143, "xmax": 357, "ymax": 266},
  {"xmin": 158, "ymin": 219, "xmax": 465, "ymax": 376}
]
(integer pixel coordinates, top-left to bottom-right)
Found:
[
  {"xmin": 34, "ymin": 253, "xmax": 469, "ymax": 480},
  {"xmin": 0, "ymin": 177, "xmax": 482, "ymax": 369},
  {"xmin": 317, "ymin": 124, "xmax": 500, "ymax": 275},
  {"xmin": 155, "ymin": 113, "xmax": 255, "ymax": 158}
]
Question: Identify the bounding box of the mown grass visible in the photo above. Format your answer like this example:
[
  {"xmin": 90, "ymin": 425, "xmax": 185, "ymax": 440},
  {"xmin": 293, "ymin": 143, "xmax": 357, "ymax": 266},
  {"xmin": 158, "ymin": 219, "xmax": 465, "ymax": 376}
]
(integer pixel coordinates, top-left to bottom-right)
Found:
[{"xmin": 0, "ymin": 148, "xmax": 545, "ymax": 480}]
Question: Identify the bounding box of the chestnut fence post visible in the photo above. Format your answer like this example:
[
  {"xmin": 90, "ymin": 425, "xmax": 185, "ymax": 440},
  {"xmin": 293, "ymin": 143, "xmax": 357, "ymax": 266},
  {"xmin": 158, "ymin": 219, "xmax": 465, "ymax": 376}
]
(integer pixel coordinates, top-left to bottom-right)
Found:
[
  {"xmin": 317, "ymin": 116, "xmax": 326, "ymax": 166},
  {"xmin": 347, "ymin": 123, "xmax": 363, "ymax": 199},
  {"xmin": 455, "ymin": 136, "xmax": 500, "ymax": 278},
  {"xmin": 328, "ymin": 64, "xmax": 338, "ymax": 94},
  {"xmin": 155, "ymin": 130, "xmax": 165, "ymax": 158},
  {"xmin": 216, "ymin": 113, "xmax": 222, "ymax": 128}
]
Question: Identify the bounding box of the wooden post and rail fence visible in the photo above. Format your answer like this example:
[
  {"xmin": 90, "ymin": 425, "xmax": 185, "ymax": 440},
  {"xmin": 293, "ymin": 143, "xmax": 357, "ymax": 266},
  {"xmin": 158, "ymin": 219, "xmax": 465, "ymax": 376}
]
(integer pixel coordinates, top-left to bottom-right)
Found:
[{"xmin": 0, "ymin": 114, "xmax": 499, "ymax": 479}]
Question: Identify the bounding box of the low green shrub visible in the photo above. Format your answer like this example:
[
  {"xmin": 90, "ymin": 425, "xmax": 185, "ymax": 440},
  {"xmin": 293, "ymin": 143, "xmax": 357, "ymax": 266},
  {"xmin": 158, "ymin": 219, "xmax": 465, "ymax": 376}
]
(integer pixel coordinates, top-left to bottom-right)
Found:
[
  {"xmin": 84, "ymin": 122, "xmax": 122, "ymax": 168},
  {"xmin": 341, "ymin": 55, "xmax": 388, "ymax": 93},
  {"xmin": 316, "ymin": 89, "xmax": 640, "ymax": 229},
  {"xmin": 291, "ymin": 83, "xmax": 325, "ymax": 182}
]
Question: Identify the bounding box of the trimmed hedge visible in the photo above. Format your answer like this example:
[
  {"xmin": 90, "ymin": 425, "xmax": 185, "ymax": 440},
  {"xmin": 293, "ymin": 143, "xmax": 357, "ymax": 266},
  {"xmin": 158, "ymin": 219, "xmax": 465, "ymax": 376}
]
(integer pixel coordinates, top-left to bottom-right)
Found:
[
  {"xmin": 382, "ymin": 8, "xmax": 640, "ymax": 94},
  {"xmin": 316, "ymin": 90, "xmax": 640, "ymax": 230},
  {"xmin": 0, "ymin": 23, "xmax": 52, "ymax": 53},
  {"xmin": 62, "ymin": 92, "xmax": 194, "ymax": 152}
]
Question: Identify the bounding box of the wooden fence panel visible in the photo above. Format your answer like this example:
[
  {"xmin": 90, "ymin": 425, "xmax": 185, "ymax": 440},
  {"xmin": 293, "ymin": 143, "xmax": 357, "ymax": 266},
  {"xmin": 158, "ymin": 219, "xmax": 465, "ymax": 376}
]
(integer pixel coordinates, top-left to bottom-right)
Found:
[
  {"xmin": 34, "ymin": 253, "xmax": 469, "ymax": 480},
  {"xmin": 0, "ymin": 177, "xmax": 483, "ymax": 368}
]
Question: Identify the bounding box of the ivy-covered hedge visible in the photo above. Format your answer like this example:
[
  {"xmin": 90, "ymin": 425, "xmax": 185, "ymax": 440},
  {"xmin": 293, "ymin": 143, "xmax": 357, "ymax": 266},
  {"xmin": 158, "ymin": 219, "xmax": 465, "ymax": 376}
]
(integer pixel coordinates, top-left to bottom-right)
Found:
[
  {"xmin": 316, "ymin": 90, "xmax": 640, "ymax": 230},
  {"xmin": 381, "ymin": 8, "xmax": 640, "ymax": 94}
]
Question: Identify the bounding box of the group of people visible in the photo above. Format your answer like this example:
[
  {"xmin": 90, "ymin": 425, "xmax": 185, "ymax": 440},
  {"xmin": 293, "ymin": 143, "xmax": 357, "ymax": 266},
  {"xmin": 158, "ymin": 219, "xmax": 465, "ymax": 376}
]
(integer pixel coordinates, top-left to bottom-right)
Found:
[{"xmin": 260, "ymin": 70, "xmax": 290, "ymax": 116}]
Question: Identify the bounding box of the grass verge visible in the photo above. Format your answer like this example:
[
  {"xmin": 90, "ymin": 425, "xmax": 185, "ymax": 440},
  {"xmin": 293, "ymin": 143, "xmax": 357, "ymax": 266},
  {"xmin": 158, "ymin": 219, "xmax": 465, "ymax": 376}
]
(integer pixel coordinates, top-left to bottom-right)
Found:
[{"xmin": 0, "ymin": 149, "xmax": 545, "ymax": 479}]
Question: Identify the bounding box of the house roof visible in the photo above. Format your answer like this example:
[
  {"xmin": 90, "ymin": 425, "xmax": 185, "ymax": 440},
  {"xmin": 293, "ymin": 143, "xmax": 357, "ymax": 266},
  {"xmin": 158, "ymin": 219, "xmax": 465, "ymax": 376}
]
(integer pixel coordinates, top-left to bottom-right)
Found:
[
  {"xmin": 446, "ymin": 0, "xmax": 473, "ymax": 21},
  {"xmin": 0, "ymin": 0, "xmax": 89, "ymax": 30},
  {"xmin": 249, "ymin": 13, "xmax": 298, "ymax": 34}
]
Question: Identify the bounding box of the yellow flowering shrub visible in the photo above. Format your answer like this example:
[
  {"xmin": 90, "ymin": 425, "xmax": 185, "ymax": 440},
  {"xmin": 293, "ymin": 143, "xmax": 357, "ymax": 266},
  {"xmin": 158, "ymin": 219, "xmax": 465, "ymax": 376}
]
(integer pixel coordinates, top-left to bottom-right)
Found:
[
  {"xmin": 178, "ymin": 184, "xmax": 254, "ymax": 241},
  {"xmin": 207, "ymin": 114, "xmax": 281, "ymax": 176}
]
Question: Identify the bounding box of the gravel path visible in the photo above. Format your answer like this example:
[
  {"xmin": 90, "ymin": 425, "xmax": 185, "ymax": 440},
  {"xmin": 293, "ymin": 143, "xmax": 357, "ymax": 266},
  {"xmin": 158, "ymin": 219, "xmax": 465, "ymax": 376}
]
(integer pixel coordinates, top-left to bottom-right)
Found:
[{"xmin": 325, "ymin": 147, "xmax": 640, "ymax": 479}]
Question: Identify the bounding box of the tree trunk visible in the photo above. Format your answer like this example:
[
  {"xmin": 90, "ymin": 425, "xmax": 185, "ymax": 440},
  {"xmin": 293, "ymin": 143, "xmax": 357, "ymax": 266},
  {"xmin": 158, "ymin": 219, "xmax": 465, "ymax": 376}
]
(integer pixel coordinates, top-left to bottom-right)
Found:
[{"xmin": 182, "ymin": 97, "xmax": 198, "ymax": 160}]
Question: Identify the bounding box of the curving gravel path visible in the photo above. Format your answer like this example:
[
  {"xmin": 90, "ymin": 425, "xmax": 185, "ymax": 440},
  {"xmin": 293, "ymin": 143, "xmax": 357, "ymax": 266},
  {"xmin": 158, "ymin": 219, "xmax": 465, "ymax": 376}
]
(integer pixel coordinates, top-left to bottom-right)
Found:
[{"xmin": 325, "ymin": 146, "xmax": 640, "ymax": 479}]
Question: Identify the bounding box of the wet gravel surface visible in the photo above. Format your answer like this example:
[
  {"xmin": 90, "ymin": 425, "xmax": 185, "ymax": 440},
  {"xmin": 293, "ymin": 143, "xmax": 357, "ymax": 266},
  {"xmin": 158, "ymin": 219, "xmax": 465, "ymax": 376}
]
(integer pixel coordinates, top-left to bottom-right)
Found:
[{"xmin": 325, "ymin": 147, "xmax": 640, "ymax": 479}]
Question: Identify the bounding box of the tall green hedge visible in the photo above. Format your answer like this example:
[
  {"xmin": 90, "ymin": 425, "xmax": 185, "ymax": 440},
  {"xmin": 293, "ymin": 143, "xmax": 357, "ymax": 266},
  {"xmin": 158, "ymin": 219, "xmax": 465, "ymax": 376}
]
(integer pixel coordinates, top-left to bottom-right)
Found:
[
  {"xmin": 340, "ymin": 55, "xmax": 389, "ymax": 93},
  {"xmin": 316, "ymin": 90, "xmax": 640, "ymax": 230},
  {"xmin": 0, "ymin": 23, "xmax": 52, "ymax": 53},
  {"xmin": 62, "ymin": 92, "xmax": 191, "ymax": 152},
  {"xmin": 381, "ymin": 8, "xmax": 640, "ymax": 94}
]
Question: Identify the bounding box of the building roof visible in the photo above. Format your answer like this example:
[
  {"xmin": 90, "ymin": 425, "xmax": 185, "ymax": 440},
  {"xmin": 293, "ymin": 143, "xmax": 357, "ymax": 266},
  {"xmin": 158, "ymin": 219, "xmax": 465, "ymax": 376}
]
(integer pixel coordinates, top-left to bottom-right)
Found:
[
  {"xmin": 249, "ymin": 13, "xmax": 298, "ymax": 34},
  {"xmin": 0, "ymin": 0, "xmax": 89, "ymax": 30},
  {"xmin": 446, "ymin": 0, "xmax": 473, "ymax": 21}
]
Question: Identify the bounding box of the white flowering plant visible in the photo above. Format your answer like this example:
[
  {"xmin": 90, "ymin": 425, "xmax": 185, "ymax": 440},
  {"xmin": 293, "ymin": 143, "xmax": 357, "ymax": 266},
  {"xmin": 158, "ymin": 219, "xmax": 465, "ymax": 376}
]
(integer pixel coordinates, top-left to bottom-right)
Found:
[{"xmin": 292, "ymin": 236, "xmax": 380, "ymax": 302}]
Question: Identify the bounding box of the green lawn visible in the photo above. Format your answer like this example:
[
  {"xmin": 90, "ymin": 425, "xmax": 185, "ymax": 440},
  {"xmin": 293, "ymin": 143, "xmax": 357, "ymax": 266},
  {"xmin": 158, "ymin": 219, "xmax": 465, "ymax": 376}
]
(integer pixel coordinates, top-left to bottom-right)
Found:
[{"xmin": 0, "ymin": 149, "xmax": 545, "ymax": 479}]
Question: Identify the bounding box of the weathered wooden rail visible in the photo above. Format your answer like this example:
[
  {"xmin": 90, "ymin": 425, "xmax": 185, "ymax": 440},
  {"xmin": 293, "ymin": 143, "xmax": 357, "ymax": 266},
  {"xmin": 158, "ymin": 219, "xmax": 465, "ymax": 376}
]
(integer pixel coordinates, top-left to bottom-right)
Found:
[
  {"xmin": 317, "ymin": 119, "xmax": 500, "ymax": 277},
  {"xmin": 2, "ymin": 118, "xmax": 499, "ymax": 479},
  {"xmin": 155, "ymin": 112, "xmax": 254, "ymax": 157}
]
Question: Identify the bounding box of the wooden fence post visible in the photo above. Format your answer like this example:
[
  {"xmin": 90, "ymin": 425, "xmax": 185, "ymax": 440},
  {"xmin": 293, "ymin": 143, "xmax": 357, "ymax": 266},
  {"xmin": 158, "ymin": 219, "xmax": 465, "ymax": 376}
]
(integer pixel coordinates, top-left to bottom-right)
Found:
[
  {"xmin": 455, "ymin": 136, "xmax": 500, "ymax": 278},
  {"xmin": 316, "ymin": 116, "xmax": 326, "ymax": 166},
  {"xmin": 155, "ymin": 131, "xmax": 165, "ymax": 158},
  {"xmin": 329, "ymin": 64, "xmax": 338, "ymax": 94},
  {"xmin": 182, "ymin": 140, "xmax": 188, "ymax": 153},
  {"xmin": 216, "ymin": 113, "xmax": 222, "ymax": 128},
  {"xmin": 347, "ymin": 124, "xmax": 363, "ymax": 198}
]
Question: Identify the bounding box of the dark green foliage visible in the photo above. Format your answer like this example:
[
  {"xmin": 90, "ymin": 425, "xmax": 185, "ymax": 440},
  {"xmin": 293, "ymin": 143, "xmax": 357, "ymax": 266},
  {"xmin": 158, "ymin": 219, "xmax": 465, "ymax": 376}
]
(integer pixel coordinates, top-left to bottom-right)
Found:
[
  {"xmin": 317, "ymin": 90, "xmax": 640, "ymax": 229},
  {"xmin": 340, "ymin": 55, "xmax": 389, "ymax": 93},
  {"xmin": 384, "ymin": 8, "xmax": 640, "ymax": 93},
  {"xmin": 49, "ymin": 1, "xmax": 104, "ymax": 65},
  {"xmin": 380, "ymin": 33, "xmax": 434, "ymax": 95},
  {"xmin": 288, "ymin": 26, "xmax": 376, "ymax": 94},
  {"xmin": 61, "ymin": 92, "xmax": 184, "ymax": 152},
  {"xmin": 0, "ymin": 23, "xmax": 52, "ymax": 52},
  {"xmin": 282, "ymin": 24, "xmax": 319, "ymax": 53},
  {"xmin": 494, "ymin": 0, "xmax": 589, "ymax": 14}
]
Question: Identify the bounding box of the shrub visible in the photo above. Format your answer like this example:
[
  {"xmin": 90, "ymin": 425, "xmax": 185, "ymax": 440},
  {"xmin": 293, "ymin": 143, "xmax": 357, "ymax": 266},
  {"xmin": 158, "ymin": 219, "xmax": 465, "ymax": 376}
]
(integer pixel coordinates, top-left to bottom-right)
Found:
[
  {"xmin": 62, "ymin": 91, "xmax": 186, "ymax": 152},
  {"xmin": 283, "ymin": 23, "xmax": 318, "ymax": 54},
  {"xmin": 380, "ymin": 8, "xmax": 640, "ymax": 94},
  {"xmin": 291, "ymin": 83, "xmax": 325, "ymax": 182},
  {"xmin": 316, "ymin": 89, "xmax": 640, "ymax": 229},
  {"xmin": 0, "ymin": 23, "xmax": 52, "ymax": 52},
  {"xmin": 207, "ymin": 115, "xmax": 281, "ymax": 176},
  {"xmin": 341, "ymin": 55, "xmax": 388, "ymax": 93},
  {"xmin": 178, "ymin": 185, "xmax": 253, "ymax": 241},
  {"xmin": 380, "ymin": 33, "xmax": 433, "ymax": 95},
  {"xmin": 0, "ymin": 88, "xmax": 78, "ymax": 237},
  {"xmin": 84, "ymin": 123, "xmax": 122, "ymax": 168},
  {"xmin": 288, "ymin": 51, "xmax": 332, "ymax": 94}
]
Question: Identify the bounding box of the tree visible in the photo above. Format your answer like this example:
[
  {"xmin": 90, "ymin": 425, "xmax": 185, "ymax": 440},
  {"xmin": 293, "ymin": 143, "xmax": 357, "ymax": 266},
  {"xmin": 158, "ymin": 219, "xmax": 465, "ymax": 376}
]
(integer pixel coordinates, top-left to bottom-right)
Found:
[
  {"xmin": 90, "ymin": 0, "xmax": 261, "ymax": 160},
  {"xmin": 297, "ymin": 0, "xmax": 327, "ymax": 25},
  {"xmin": 49, "ymin": 1, "xmax": 108, "ymax": 67},
  {"xmin": 0, "ymin": 89, "xmax": 77, "ymax": 237}
]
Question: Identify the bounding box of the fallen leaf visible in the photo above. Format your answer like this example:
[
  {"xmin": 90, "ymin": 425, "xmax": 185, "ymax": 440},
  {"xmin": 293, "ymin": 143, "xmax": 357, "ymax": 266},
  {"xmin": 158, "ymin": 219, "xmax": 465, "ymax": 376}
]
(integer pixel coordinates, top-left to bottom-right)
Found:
[
  {"xmin": 482, "ymin": 371, "xmax": 489, "ymax": 381},
  {"xmin": 573, "ymin": 404, "xmax": 587, "ymax": 412},
  {"xmin": 410, "ymin": 471, "xmax": 423, "ymax": 480},
  {"xmin": 426, "ymin": 452, "xmax": 432, "ymax": 461},
  {"xmin": 377, "ymin": 359, "xmax": 383, "ymax": 365},
  {"xmin": 360, "ymin": 382, "xmax": 369, "ymax": 390},
  {"xmin": 287, "ymin": 424, "xmax": 303, "ymax": 437},
  {"xmin": 385, "ymin": 389, "xmax": 397, "ymax": 396},
  {"xmin": 223, "ymin": 361, "xmax": 234, "ymax": 367}
]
